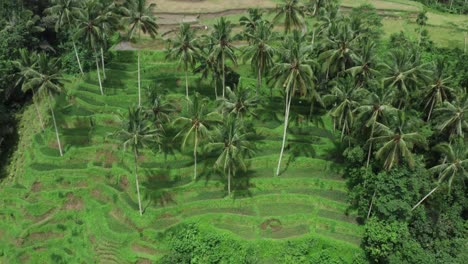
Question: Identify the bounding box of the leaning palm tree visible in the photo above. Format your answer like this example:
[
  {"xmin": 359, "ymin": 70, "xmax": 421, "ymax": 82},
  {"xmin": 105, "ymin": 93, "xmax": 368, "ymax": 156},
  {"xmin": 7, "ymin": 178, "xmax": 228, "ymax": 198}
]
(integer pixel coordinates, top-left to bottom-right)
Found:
[
  {"xmin": 23, "ymin": 53, "xmax": 67, "ymax": 156},
  {"xmin": 273, "ymin": 0, "xmax": 306, "ymax": 34},
  {"xmin": 208, "ymin": 116, "xmax": 254, "ymax": 195},
  {"xmin": 166, "ymin": 23, "xmax": 198, "ymax": 99},
  {"xmin": 173, "ymin": 93, "xmax": 221, "ymax": 180},
  {"xmin": 123, "ymin": 0, "xmax": 158, "ymax": 106},
  {"xmin": 412, "ymin": 139, "xmax": 467, "ymax": 210},
  {"xmin": 270, "ymin": 31, "xmax": 317, "ymax": 176},
  {"xmin": 113, "ymin": 106, "xmax": 161, "ymax": 216},
  {"xmin": 370, "ymin": 113, "xmax": 427, "ymax": 171},
  {"xmin": 74, "ymin": 5, "xmax": 105, "ymax": 95},
  {"xmin": 433, "ymin": 95, "xmax": 468, "ymax": 140},
  {"xmin": 209, "ymin": 17, "xmax": 237, "ymax": 98},
  {"xmin": 242, "ymin": 21, "xmax": 279, "ymax": 96},
  {"xmin": 13, "ymin": 49, "xmax": 45, "ymax": 131},
  {"xmin": 44, "ymin": 0, "xmax": 85, "ymax": 75},
  {"xmin": 423, "ymin": 58, "xmax": 455, "ymax": 121}
]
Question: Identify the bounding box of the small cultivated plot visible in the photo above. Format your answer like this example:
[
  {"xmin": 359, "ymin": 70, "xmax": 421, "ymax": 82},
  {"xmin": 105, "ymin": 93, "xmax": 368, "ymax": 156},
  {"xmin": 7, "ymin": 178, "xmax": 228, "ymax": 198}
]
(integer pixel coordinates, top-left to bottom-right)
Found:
[{"xmin": 0, "ymin": 49, "xmax": 363, "ymax": 263}]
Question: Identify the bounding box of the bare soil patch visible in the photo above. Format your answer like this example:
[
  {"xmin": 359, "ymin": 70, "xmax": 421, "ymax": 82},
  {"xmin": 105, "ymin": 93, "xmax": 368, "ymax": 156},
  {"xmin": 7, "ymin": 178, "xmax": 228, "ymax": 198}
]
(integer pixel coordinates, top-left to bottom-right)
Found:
[
  {"xmin": 260, "ymin": 218, "xmax": 282, "ymax": 232},
  {"xmin": 119, "ymin": 175, "xmax": 129, "ymax": 190},
  {"xmin": 96, "ymin": 150, "xmax": 118, "ymax": 168},
  {"xmin": 63, "ymin": 193, "xmax": 84, "ymax": 211},
  {"xmin": 31, "ymin": 181, "xmax": 42, "ymax": 192},
  {"xmin": 132, "ymin": 243, "xmax": 159, "ymax": 255}
]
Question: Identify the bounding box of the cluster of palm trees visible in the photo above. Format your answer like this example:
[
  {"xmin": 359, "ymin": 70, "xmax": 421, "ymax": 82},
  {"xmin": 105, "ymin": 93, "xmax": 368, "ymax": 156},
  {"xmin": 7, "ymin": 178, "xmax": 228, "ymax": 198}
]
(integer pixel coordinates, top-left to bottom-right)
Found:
[{"xmin": 14, "ymin": 0, "xmax": 466, "ymax": 215}]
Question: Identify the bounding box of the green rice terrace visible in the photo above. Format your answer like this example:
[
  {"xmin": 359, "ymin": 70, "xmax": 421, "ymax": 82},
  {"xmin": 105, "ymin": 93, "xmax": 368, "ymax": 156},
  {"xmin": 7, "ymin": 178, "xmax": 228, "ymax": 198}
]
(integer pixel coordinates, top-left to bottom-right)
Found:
[{"xmin": 0, "ymin": 50, "xmax": 363, "ymax": 263}]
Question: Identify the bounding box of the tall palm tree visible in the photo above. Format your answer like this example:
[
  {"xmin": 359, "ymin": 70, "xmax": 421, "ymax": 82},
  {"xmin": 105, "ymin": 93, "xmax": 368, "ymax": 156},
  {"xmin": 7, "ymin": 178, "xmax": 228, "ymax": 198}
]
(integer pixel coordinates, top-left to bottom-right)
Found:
[
  {"xmin": 355, "ymin": 88, "xmax": 398, "ymax": 167},
  {"xmin": 270, "ymin": 31, "xmax": 317, "ymax": 176},
  {"xmin": 13, "ymin": 48, "xmax": 45, "ymax": 131},
  {"xmin": 218, "ymin": 86, "xmax": 258, "ymax": 119},
  {"xmin": 433, "ymin": 95, "xmax": 467, "ymax": 140},
  {"xmin": 381, "ymin": 49, "xmax": 431, "ymax": 108},
  {"xmin": 194, "ymin": 47, "xmax": 221, "ymax": 97},
  {"xmin": 114, "ymin": 106, "xmax": 160, "ymax": 216},
  {"xmin": 242, "ymin": 21, "xmax": 279, "ymax": 96},
  {"xmin": 123, "ymin": 0, "xmax": 158, "ymax": 106},
  {"xmin": 208, "ymin": 116, "xmax": 254, "ymax": 195},
  {"xmin": 173, "ymin": 93, "xmax": 221, "ymax": 180},
  {"xmin": 44, "ymin": 0, "xmax": 85, "ymax": 75},
  {"xmin": 74, "ymin": 4, "xmax": 105, "ymax": 95},
  {"xmin": 423, "ymin": 58, "xmax": 454, "ymax": 121},
  {"xmin": 145, "ymin": 88, "xmax": 175, "ymax": 131},
  {"xmin": 273, "ymin": 0, "xmax": 306, "ymax": 34},
  {"xmin": 412, "ymin": 139, "xmax": 467, "ymax": 210},
  {"xmin": 209, "ymin": 17, "xmax": 237, "ymax": 98},
  {"xmin": 346, "ymin": 42, "xmax": 380, "ymax": 87},
  {"xmin": 166, "ymin": 23, "xmax": 198, "ymax": 99},
  {"xmin": 239, "ymin": 8, "xmax": 263, "ymax": 42},
  {"xmin": 23, "ymin": 53, "xmax": 66, "ymax": 156},
  {"xmin": 370, "ymin": 113, "xmax": 427, "ymax": 171},
  {"xmin": 97, "ymin": 1, "xmax": 120, "ymax": 80}
]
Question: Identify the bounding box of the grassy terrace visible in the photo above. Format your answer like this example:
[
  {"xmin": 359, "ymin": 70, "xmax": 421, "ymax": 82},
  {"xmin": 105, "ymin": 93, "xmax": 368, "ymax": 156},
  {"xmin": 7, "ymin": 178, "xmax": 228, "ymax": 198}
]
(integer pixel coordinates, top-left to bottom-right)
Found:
[{"xmin": 0, "ymin": 49, "xmax": 363, "ymax": 263}]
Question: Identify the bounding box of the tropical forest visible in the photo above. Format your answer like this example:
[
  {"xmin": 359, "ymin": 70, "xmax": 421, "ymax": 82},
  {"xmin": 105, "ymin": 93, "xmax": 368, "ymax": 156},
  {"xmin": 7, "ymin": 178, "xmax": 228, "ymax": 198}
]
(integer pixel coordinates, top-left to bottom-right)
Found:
[{"xmin": 0, "ymin": 0, "xmax": 467, "ymax": 263}]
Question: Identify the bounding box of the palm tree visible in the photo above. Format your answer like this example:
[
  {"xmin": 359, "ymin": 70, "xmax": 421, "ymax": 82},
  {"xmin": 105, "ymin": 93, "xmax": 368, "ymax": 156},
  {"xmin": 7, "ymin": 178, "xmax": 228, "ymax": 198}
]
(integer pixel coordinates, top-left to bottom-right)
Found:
[
  {"xmin": 194, "ymin": 47, "xmax": 221, "ymax": 97},
  {"xmin": 74, "ymin": 4, "xmax": 105, "ymax": 95},
  {"xmin": 44, "ymin": 0, "xmax": 85, "ymax": 75},
  {"xmin": 324, "ymin": 77, "xmax": 367, "ymax": 142},
  {"xmin": 239, "ymin": 8, "xmax": 263, "ymax": 41},
  {"xmin": 355, "ymin": 88, "xmax": 398, "ymax": 167},
  {"xmin": 412, "ymin": 139, "xmax": 467, "ymax": 210},
  {"xmin": 242, "ymin": 21, "xmax": 278, "ymax": 96},
  {"xmin": 97, "ymin": 1, "xmax": 120, "ymax": 80},
  {"xmin": 114, "ymin": 106, "xmax": 160, "ymax": 216},
  {"xmin": 270, "ymin": 31, "xmax": 317, "ymax": 176},
  {"xmin": 13, "ymin": 48, "xmax": 45, "ymax": 131},
  {"xmin": 208, "ymin": 116, "xmax": 254, "ymax": 195},
  {"xmin": 173, "ymin": 93, "xmax": 221, "ymax": 180},
  {"xmin": 433, "ymin": 95, "xmax": 467, "ymax": 140},
  {"xmin": 370, "ymin": 113, "xmax": 427, "ymax": 171},
  {"xmin": 166, "ymin": 23, "xmax": 198, "ymax": 99},
  {"xmin": 416, "ymin": 10, "xmax": 428, "ymax": 46},
  {"xmin": 209, "ymin": 17, "xmax": 237, "ymax": 98},
  {"xmin": 123, "ymin": 0, "xmax": 158, "ymax": 106},
  {"xmin": 145, "ymin": 87, "xmax": 175, "ymax": 131},
  {"xmin": 346, "ymin": 42, "xmax": 380, "ymax": 87},
  {"xmin": 381, "ymin": 49, "xmax": 431, "ymax": 108},
  {"xmin": 423, "ymin": 58, "xmax": 454, "ymax": 121},
  {"xmin": 23, "ymin": 53, "xmax": 66, "ymax": 156},
  {"xmin": 218, "ymin": 86, "xmax": 258, "ymax": 119},
  {"xmin": 273, "ymin": 0, "xmax": 306, "ymax": 34}
]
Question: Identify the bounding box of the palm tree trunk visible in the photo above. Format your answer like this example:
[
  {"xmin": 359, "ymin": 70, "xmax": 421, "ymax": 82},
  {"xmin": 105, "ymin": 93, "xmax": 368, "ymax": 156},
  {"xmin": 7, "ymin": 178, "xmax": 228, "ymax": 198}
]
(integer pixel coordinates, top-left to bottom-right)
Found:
[
  {"xmin": 194, "ymin": 131, "xmax": 198, "ymax": 180},
  {"xmin": 72, "ymin": 41, "xmax": 84, "ymax": 76},
  {"xmin": 228, "ymin": 167, "xmax": 231, "ymax": 195},
  {"xmin": 214, "ymin": 77, "xmax": 218, "ymax": 98},
  {"xmin": 366, "ymin": 190, "xmax": 376, "ymax": 220},
  {"xmin": 134, "ymin": 149, "xmax": 143, "ymax": 216},
  {"xmin": 366, "ymin": 125, "xmax": 375, "ymax": 168},
  {"xmin": 276, "ymin": 85, "xmax": 293, "ymax": 176},
  {"xmin": 412, "ymin": 186, "xmax": 439, "ymax": 211},
  {"xmin": 222, "ymin": 52, "xmax": 226, "ymax": 98},
  {"xmin": 48, "ymin": 92, "xmax": 63, "ymax": 157},
  {"xmin": 427, "ymin": 98, "xmax": 436, "ymax": 121},
  {"xmin": 31, "ymin": 89, "xmax": 45, "ymax": 131},
  {"xmin": 94, "ymin": 50, "xmax": 104, "ymax": 95},
  {"xmin": 101, "ymin": 47, "xmax": 106, "ymax": 80},
  {"xmin": 138, "ymin": 50, "xmax": 141, "ymax": 107},
  {"xmin": 185, "ymin": 66, "xmax": 189, "ymax": 99},
  {"xmin": 256, "ymin": 66, "xmax": 262, "ymax": 96}
]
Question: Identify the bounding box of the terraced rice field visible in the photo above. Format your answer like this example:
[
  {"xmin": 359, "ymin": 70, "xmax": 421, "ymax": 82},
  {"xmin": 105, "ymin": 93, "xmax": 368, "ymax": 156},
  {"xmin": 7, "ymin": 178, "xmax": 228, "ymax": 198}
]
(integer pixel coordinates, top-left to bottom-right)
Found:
[{"xmin": 0, "ymin": 50, "xmax": 363, "ymax": 263}]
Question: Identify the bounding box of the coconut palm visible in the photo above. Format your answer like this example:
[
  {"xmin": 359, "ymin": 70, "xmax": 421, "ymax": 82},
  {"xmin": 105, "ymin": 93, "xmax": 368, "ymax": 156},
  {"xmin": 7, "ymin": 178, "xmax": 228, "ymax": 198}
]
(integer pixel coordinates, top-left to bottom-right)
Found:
[
  {"xmin": 208, "ymin": 116, "xmax": 254, "ymax": 195},
  {"xmin": 346, "ymin": 42, "xmax": 381, "ymax": 87},
  {"xmin": 74, "ymin": 4, "xmax": 105, "ymax": 95},
  {"xmin": 370, "ymin": 113, "xmax": 428, "ymax": 171},
  {"xmin": 355, "ymin": 88, "xmax": 398, "ymax": 167},
  {"xmin": 218, "ymin": 86, "xmax": 258, "ymax": 119},
  {"xmin": 114, "ymin": 106, "xmax": 161, "ymax": 216},
  {"xmin": 13, "ymin": 49, "xmax": 45, "ymax": 131},
  {"xmin": 123, "ymin": 0, "xmax": 158, "ymax": 106},
  {"xmin": 239, "ymin": 8, "xmax": 263, "ymax": 41},
  {"xmin": 145, "ymin": 88, "xmax": 176, "ymax": 131},
  {"xmin": 324, "ymin": 76, "xmax": 367, "ymax": 142},
  {"xmin": 423, "ymin": 58, "xmax": 455, "ymax": 121},
  {"xmin": 270, "ymin": 31, "xmax": 317, "ymax": 176},
  {"xmin": 412, "ymin": 139, "xmax": 467, "ymax": 210},
  {"xmin": 166, "ymin": 23, "xmax": 198, "ymax": 99},
  {"xmin": 433, "ymin": 95, "xmax": 468, "ymax": 140},
  {"xmin": 23, "ymin": 53, "xmax": 67, "ymax": 156},
  {"xmin": 97, "ymin": 1, "xmax": 120, "ymax": 80},
  {"xmin": 416, "ymin": 10, "xmax": 428, "ymax": 46},
  {"xmin": 194, "ymin": 47, "xmax": 221, "ymax": 97},
  {"xmin": 209, "ymin": 17, "xmax": 237, "ymax": 98},
  {"xmin": 44, "ymin": 0, "xmax": 85, "ymax": 75},
  {"xmin": 173, "ymin": 93, "xmax": 221, "ymax": 180},
  {"xmin": 273, "ymin": 0, "xmax": 306, "ymax": 34},
  {"xmin": 242, "ymin": 21, "xmax": 279, "ymax": 96},
  {"xmin": 381, "ymin": 49, "xmax": 431, "ymax": 108}
]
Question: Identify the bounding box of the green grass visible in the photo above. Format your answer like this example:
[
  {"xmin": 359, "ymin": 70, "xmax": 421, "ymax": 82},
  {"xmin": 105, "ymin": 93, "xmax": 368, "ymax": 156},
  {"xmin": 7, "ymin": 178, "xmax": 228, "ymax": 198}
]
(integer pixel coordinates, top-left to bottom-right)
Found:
[{"xmin": 0, "ymin": 49, "xmax": 363, "ymax": 263}]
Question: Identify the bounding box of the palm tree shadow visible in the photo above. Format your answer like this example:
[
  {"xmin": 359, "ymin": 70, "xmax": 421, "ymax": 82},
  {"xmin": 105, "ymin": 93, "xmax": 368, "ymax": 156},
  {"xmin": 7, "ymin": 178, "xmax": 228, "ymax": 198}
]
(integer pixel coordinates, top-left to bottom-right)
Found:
[
  {"xmin": 232, "ymin": 169, "xmax": 256, "ymax": 199},
  {"xmin": 142, "ymin": 167, "xmax": 180, "ymax": 211}
]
